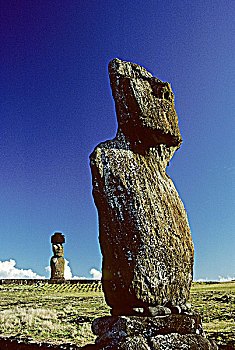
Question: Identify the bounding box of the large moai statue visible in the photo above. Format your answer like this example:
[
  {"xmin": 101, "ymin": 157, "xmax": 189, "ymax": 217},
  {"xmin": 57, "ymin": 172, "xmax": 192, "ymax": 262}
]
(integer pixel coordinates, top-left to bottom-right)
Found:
[
  {"xmin": 89, "ymin": 59, "xmax": 217, "ymax": 349},
  {"xmin": 50, "ymin": 232, "xmax": 65, "ymax": 282}
]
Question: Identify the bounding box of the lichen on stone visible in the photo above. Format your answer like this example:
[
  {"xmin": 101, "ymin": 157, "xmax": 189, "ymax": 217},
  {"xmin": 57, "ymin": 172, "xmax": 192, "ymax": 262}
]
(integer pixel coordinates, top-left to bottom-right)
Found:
[{"xmin": 90, "ymin": 58, "xmax": 194, "ymax": 313}]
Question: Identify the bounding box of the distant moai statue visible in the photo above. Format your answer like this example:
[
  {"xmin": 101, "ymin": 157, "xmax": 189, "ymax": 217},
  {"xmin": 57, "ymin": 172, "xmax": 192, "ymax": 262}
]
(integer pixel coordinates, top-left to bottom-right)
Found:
[{"xmin": 50, "ymin": 232, "xmax": 65, "ymax": 282}]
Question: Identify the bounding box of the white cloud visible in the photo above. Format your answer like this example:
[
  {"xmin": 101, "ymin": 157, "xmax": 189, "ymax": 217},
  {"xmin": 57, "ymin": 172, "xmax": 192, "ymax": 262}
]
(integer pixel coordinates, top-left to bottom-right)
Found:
[
  {"xmin": 45, "ymin": 265, "xmax": 51, "ymax": 274},
  {"xmin": 90, "ymin": 268, "xmax": 102, "ymax": 280},
  {"xmin": 63, "ymin": 259, "xmax": 87, "ymax": 279},
  {"xmin": 64, "ymin": 259, "xmax": 73, "ymax": 279},
  {"xmin": 0, "ymin": 259, "xmax": 102, "ymax": 280},
  {"xmin": 0, "ymin": 259, "xmax": 45, "ymax": 279},
  {"xmin": 64, "ymin": 261, "xmax": 102, "ymax": 280},
  {"xmin": 194, "ymin": 278, "xmax": 209, "ymax": 282},
  {"xmin": 1, "ymin": 260, "xmax": 232, "ymax": 284},
  {"xmin": 195, "ymin": 276, "xmax": 235, "ymax": 283},
  {"xmin": 218, "ymin": 275, "xmax": 234, "ymax": 282},
  {"xmin": 60, "ymin": 260, "xmax": 101, "ymax": 280}
]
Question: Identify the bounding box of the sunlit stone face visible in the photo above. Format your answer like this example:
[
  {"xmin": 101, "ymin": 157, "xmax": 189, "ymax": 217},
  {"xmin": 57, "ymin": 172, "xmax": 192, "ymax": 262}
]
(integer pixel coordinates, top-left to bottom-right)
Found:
[
  {"xmin": 108, "ymin": 58, "xmax": 182, "ymax": 149},
  {"xmin": 52, "ymin": 243, "xmax": 64, "ymax": 257}
]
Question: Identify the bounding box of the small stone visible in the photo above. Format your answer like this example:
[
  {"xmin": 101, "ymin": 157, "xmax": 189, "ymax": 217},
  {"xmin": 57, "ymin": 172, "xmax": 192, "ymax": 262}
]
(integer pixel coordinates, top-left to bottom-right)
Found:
[
  {"xmin": 145, "ymin": 306, "xmax": 171, "ymax": 316},
  {"xmin": 186, "ymin": 302, "xmax": 192, "ymax": 309},
  {"xmin": 111, "ymin": 306, "xmax": 145, "ymax": 316},
  {"xmin": 170, "ymin": 305, "xmax": 181, "ymax": 314},
  {"xmin": 132, "ymin": 307, "xmax": 145, "ymax": 314},
  {"xmin": 182, "ymin": 302, "xmax": 192, "ymax": 314}
]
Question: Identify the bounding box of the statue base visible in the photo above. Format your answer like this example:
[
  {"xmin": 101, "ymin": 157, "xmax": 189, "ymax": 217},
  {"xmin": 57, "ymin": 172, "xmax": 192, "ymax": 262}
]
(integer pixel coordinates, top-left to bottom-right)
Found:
[
  {"xmin": 91, "ymin": 313, "xmax": 218, "ymax": 349},
  {"xmin": 49, "ymin": 277, "xmax": 65, "ymax": 284}
]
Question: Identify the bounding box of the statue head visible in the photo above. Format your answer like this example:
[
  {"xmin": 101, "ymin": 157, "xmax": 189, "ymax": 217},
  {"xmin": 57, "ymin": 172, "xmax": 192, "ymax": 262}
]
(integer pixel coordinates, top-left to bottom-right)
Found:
[
  {"xmin": 51, "ymin": 232, "xmax": 65, "ymax": 257},
  {"xmin": 108, "ymin": 58, "xmax": 182, "ymax": 154},
  {"xmin": 52, "ymin": 243, "xmax": 64, "ymax": 257}
]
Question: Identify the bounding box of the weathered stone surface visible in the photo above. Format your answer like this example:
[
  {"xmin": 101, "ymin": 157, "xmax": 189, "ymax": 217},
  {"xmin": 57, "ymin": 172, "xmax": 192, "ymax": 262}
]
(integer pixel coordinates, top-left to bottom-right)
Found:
[
  {"xmin": 149, "ymin": 334, "xmax": 218, "ymax": 350},
  {"xmin": 108, "ymin": 58, "xmax": 183, "ymax": 150},
  {"xmin": 116, "ymin": 336, "xmax": 150, "ymax": 350},
  {"xmin": 50, "ymin": 232, "xmax": 65, "ymax": 281},
  {"xmin": 92, "ymin": 314, "xmax": 204, "ymax": 338},
  {"xmin": 92, "ymin": 335, "xmax": 217, "ymax": 350},
  {"xmin": 90, "ymin": 58, "xmax": 194, "ymax": 311},
  {"xmin": 92, "ymin": 315, "xmax": 217, "ymax": 350}
]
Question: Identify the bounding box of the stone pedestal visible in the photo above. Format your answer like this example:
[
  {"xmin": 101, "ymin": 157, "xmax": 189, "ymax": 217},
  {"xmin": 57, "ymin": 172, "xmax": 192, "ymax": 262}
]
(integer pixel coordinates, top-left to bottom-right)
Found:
[{"xmin": 92, "ymin": 314, "xmax": 218, "ymax": 349}]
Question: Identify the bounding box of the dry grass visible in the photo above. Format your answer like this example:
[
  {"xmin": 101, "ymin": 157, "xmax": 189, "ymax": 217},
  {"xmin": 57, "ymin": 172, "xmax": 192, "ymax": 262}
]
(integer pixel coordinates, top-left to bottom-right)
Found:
[
  {"xmin": 0, "ymin": 284, "xmax": 108, "ymax": 346},
  {"xmin": 190, "ymin": 281, "xmax": 235, "ymax": 347},
  {"xmin": 0, "ymin": 306, "xmax": 92, "ymax": 345},
  {"xmin": 0, "ymin": 281, "xmax": 234, "ymax": 348}
]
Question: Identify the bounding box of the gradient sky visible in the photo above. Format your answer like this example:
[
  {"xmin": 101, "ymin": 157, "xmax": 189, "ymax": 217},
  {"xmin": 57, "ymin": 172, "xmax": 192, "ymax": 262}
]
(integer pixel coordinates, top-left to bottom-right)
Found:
[{"xmin": 1, "ymin": 0, "xmax": 234, "ymax": 280}]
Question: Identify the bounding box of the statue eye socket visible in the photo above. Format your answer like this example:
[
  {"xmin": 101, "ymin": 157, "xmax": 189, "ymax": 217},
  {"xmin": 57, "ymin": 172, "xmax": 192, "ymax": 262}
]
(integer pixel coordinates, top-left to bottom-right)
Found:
[
  {"xmin": 150, "ymin": 79, "xmax": 172, "ymax": 102},
  {"xmin": 164, "ymin": 91, "xmax": 170, "ymax": 100},
  {"xmin": 152, "ymin": 84, "xmax": 163, "ymax": 98}
]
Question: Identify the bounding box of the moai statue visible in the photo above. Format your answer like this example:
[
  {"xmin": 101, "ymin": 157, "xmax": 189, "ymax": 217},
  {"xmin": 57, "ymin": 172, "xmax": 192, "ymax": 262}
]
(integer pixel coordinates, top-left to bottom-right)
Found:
[
  {"xmin": 89, "ymin": 59, "xmax": 217, "ymax": 349},
  {"xmin": 50, "ymin": 232, "xmax": 65, "ymax": 282}
]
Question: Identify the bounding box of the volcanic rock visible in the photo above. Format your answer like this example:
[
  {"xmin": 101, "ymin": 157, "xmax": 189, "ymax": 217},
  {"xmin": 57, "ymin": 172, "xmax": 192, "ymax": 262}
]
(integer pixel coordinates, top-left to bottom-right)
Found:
[
  {"xmin": 90, "ymin": 58, "xmax": 194, "ymax": 312},
  {"xmin": 91, "ymin": 315, "xmax": 218, "ymax": 350}
]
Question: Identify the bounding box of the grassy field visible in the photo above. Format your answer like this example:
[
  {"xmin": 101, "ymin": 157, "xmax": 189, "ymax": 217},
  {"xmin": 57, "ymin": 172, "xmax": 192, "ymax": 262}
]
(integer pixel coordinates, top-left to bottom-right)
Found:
[
  {"xmin": 190, "ymin": 281, "xmax": 235, "ymax": 348},
  {"xmin": 0, "ymin": 281, "xmax": 234, "ymax": 348}
]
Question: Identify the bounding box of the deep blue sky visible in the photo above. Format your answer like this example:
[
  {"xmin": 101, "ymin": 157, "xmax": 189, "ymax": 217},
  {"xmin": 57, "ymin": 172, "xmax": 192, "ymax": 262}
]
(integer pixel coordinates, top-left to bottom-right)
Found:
[{"xmin": 1, "ymin": 0, "xmax": 234, "ymax": 280}]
